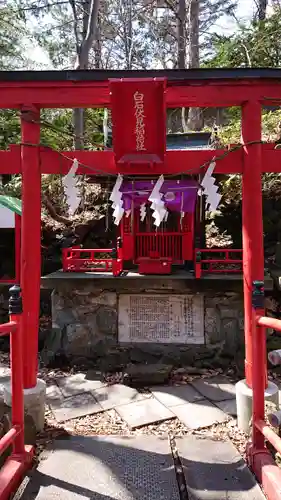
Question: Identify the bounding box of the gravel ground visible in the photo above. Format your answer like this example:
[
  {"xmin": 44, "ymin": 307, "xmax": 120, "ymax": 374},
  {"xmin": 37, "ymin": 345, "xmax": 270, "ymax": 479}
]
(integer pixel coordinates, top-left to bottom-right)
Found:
[{"xmin": 42, "ymin": 409, "xmax": 248, "ymax": 455}]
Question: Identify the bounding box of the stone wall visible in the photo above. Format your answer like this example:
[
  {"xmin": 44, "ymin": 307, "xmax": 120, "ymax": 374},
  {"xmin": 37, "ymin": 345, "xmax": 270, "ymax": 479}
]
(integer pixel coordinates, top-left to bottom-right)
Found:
[
  {"xmin": 205, "ymin": 292, "xmax": 244, "ymax": 354},
  {"xmin": 42, "ymin": 280, "xmax": 248, "ymax": 370},
  {"xmin": 51, "ymin": 288, "xmax": 117, "ymax": 359}
]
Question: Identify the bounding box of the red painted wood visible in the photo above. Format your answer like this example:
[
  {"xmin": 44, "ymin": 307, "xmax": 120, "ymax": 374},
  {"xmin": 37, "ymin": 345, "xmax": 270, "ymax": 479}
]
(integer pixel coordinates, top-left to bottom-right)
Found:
[
  {"xmin": 0, "ymin": 428, "xmax": 18, "ymax": 456},
  {"xmin": 1, "ymin": 79, "xmax": 281, "ymax": 108},
  {"xmin": 0, "ymin": 81, "xmax": 110, "ymax": 108},
  {"xmin": 248, "ymin": 311, "xmax": 281, "ymax": 499},
  {"xmin": 0, "ymin": 322, "xmax": 17, "ymax": 336},
  {"xmin": 10, "ymin": 311, "xmax": 25, "ymax": 455},
  {"xmin": 62, "ymin": 248, "xmax": 113, "ymax": 272},
  {"xmin": 0, "ymin": 446, "xmax": 33, "ymax": 500},
  {"xmin": 242, "ymin": 101, "xmax": 264, "ymax": 388},
  {"xmin": 110, "ymin": 79, "xmax": 166, "ymax": 166},
  {"xmin": 1, "ymin": 145, "xmax": 281, "ymax": 175},
  {"xmin": 248, "ymin": 448, "xmax": 281, "ymax": 500},
  {"xmin": 166, "ymin": 82, "xmax": 281, "ymax": 107},
  {"xmin": 252, "ymin": 316, "xmax": 267, "ymax": 451},
  {"xmin": 15, "ymin": 215, "xmax": 21, "ymax": 284},
  {"xmin": 1, "ymin": 74, "xmax": 281, "ymax": 500},
  {"xmin": 20, "ymin": 109, "xmax": 41, "ymax": 389}
]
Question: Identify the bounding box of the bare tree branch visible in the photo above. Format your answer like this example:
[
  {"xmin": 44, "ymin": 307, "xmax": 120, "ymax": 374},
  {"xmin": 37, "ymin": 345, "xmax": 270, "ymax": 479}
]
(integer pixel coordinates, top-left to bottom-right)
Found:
[
  {"xmin": 69, "ymin": 0, "xmax": 80, "ymax": 53},
  {"xmin": 241, "ymin": 42, "xmax": 252, "ymax": 66},
  {"xmin": 15, "ymin": 1, "xmax": 69, "ymax": 13},
  {"xmin": 42, "ymin": 193, "xmax": 72, "ymax": 226}
]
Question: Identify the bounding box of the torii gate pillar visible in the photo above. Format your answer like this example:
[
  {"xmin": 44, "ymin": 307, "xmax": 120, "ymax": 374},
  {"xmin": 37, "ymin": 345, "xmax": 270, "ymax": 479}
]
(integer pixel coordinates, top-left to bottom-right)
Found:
[
  {"xmin": 236, "ymin": 100, "xmax": 279, "ymax": 431},
  {"xmin": 242, "ymin": 100, "xmax": 264, "ymax": 387},
  {"xmin": 20, "ymin": 108, "xmax": 42, "ymax": 389},
  {"xmin": 5, "ymin": 107, "xmax": 46, "ymax": 431}
]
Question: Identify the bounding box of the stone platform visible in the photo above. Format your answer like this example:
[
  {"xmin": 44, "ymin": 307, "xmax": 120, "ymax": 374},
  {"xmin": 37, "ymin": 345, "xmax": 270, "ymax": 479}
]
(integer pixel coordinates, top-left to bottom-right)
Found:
[
  {"xmin": 39, "ymin": 268, "xmax": 275, "ymax": 368},
  {"xmin": 16, "ymin": 435, "xmax": 265, "ymax": 500},
  {"xmin": 41, "ymin": 269, "xmax": 273, "ymax": 290}
]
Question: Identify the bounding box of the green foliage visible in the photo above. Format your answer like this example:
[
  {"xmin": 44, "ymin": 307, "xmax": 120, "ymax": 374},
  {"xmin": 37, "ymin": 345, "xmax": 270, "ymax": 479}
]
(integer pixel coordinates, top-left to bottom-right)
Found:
[
  {"xmin": 7, "ymin": 0, "xmax": 239, "ymax": 70},
  {"xmin": 0, "ymin": 6, "xmax": 27, "ymax": 69},
  {"xmin": 2, "ymin": 0, "xmax": 281, "ymax": 255},
  {"xmin": 206, "ymin": 6, "xmax": 281, "ymax": 68},
  {"xmin": 0, "ymin": 107, "xmax": 105, "ymax": 151},
  {"xmin": 0, "ymin": 110, "xmax": 20, "ymax": 149}
]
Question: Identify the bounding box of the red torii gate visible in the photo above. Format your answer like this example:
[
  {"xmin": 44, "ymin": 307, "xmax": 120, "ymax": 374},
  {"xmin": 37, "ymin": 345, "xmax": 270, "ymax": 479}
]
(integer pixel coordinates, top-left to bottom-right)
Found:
[{"xmin": 0, "ymin": 68, "xmax": 281, "ymax": 499}]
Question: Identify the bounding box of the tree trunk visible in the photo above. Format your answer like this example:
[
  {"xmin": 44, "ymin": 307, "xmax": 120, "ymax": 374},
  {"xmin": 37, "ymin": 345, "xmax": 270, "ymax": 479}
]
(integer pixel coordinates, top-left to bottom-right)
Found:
[
  {"xmin": 123, "ymin": 0, "xmax": 133, "ymax": 69},
  {"xmin": 176, "ymin": 0, "xmax": 188, "ymax": 132},
  {"xmin": 258, "ymin": 0, "xmax": 267, "ymax": 20},
  {"xmin": 94, "ymin": 16, "xmax": 101, "ymax": 69},
  {"xmin": 103, "ymin": 108, "xmax": 109, "ymax": 147},
  {"xmin": 188, "ymin": 0, "xmax": 203, "ymax": 131},
  {"xmin": 188, "ymin": 0, "xmax": 199, "ymax": 68},
  {"xmin": 73, "ymin": 110, "xmax": 84, "ymax": 149},
  {"xmin": 177, "ymin": 0, "xmax": 186, "ymax": 68},
  {"xmin": 72, "ymin": 0, "xmax": 101, "ymax": 150}
]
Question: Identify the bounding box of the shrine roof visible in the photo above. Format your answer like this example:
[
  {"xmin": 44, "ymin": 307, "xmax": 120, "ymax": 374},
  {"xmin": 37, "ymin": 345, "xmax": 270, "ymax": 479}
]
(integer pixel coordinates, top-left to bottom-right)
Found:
[
  {"xmin": 166, "ymin": 132, "xmax": 212, "ymax": 150},
  {"xmin": 0, "ymin": 196, "xmax": 22, "ymax": 215},
  {"xmin": 1, "ymin": 68, "xmax": 281, "ymax": 83},
  {"xmin": 105, "ymin": 132, "xmax": 212, "ymax": 150}
]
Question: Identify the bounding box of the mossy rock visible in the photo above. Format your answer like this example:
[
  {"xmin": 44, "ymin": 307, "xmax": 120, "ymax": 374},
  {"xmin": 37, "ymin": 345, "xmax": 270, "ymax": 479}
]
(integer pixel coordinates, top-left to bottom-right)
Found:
[{"xmin": 123, "ymin": 363, "xmax": 173, "ymax": 387}]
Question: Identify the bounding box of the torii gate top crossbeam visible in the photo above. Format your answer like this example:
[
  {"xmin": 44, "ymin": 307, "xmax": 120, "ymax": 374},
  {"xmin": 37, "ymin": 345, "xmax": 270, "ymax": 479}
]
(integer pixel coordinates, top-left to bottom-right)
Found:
[
  {"xmin": 1, "ymin": 68, "xmax": 281, "ymax": 108},
  {"xmin": 1, "ymin": 68, "xmax": 281, "ymax": 177},
  {"xmin": 2, "ymin": 67, "xmax": 281, "ymax": 81}
]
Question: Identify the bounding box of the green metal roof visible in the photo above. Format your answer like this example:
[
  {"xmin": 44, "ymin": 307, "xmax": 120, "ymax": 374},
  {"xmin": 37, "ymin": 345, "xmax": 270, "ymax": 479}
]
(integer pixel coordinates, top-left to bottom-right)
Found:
[{"xmin": 0, "ymin": 196, "xmax": 22, "ymax": 215}]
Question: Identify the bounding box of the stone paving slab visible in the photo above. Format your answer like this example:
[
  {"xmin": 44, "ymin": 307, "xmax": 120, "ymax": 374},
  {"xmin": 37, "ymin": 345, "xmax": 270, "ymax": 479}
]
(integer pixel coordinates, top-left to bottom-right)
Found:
[
  {"xmin": 18, "ymin": 435, "xmax": 179, "ymax": 499},
  {"xmin": 177, "ymin": 434, "xmax": 265, "ymax": 499},
  {"xmin": 150, "ymin": 384, "xmax": 204, "ymax": 408},
  {"xmin": 215, "ymin": 398, "xmax": 237, "ymax": 417},
  {"xmin": 55, "ymin": 373, "xmax": 106, "ymax": 398},
  {"xmin": 46, "ymin": 384, "xmax": 64, "ymax": 405},
  {"xmin": 171, "ymin": 399, "xmax": 229, "ymax": 429},
  {"xmin": 190, "ymin": 376, "xmax": 236, "ymax": 402},
  {"xmin": 92, "ymin": 383, "xmax": 146, "ymax": 411},
  {"xmin": 49, "ymin": 392, "xmax": 103, "ymax": 422},
  {"xmin": 116, "ymin": 398, "xmax": 175, "ymax": 428}
]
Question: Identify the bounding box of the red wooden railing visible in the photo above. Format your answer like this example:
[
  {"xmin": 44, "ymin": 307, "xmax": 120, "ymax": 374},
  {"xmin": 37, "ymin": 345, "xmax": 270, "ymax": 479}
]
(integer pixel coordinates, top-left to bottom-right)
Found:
[
  {"xmin": 194, "ymin": 248, "xmax": 243, "ymax": 278},
  {"xmin": 247, "ymin": 281, "xmax": 281, "ymax": 500},
  {"xmin": 0, "ymin": 285, "xmax": 33, "ymax": 500},
  {"xmin": 63, "ymin": 246, "xmax": 244, "ymax": 276},
  {"xmin": 62, "ymin": 247, "xmax": 124, "ymax": 276},
  {"xmin": 62, "ymin": 248, "xmax": 114, "ymax": 272}
]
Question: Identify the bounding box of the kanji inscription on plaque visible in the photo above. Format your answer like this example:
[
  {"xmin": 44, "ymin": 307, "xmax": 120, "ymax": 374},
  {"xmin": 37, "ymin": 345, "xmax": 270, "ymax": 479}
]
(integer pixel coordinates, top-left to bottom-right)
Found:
[{"xmin": 118, "ymin": 294, "xmax": 204, "ymax": 344}]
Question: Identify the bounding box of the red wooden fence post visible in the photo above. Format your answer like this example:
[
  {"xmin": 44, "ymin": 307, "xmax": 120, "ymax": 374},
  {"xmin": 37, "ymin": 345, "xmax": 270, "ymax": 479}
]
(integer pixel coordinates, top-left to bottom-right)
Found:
[
  {"xmin": 9, "ymin": 285, "xmax": 24, "ymax": 455},
  {"xmin": 15, "ymin": 214, "xmax": 21, "ymax": 285},
  {"xmin": 241, "ymin": 101, "xmax": 264, "ymax": 388},
  {"xmin": 20, "ymin": 108, "xmax": 41, "ymax": 389}
]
